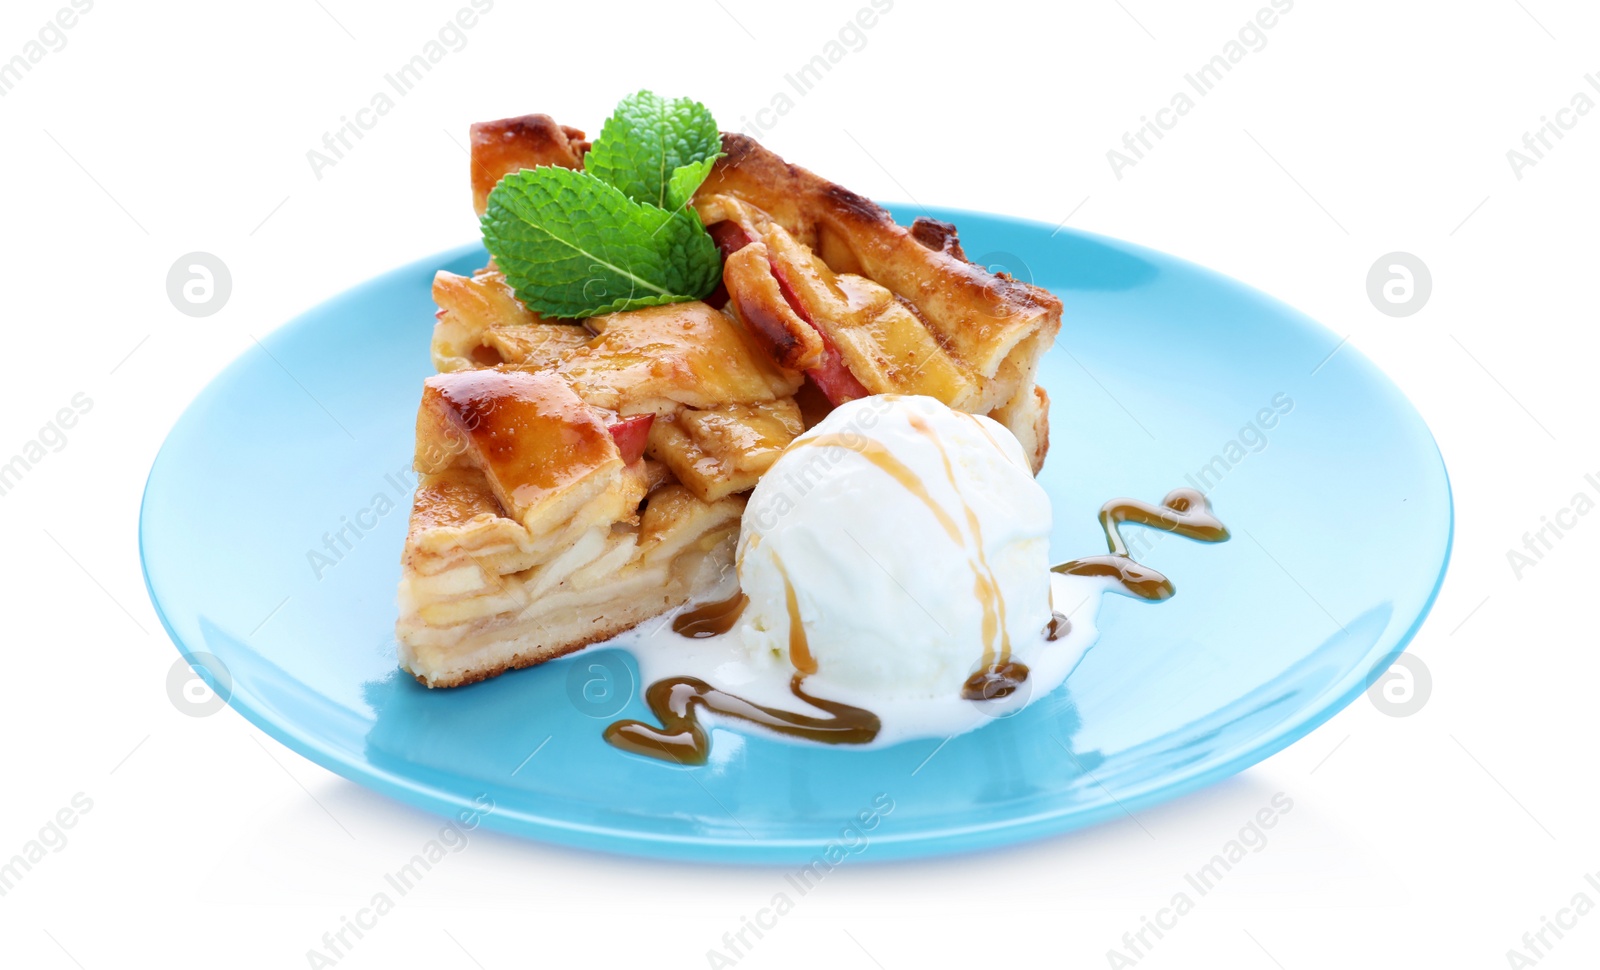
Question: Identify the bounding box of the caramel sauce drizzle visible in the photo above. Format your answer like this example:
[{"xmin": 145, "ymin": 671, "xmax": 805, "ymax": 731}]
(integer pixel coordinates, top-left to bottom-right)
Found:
[
  {"xmin": 791, "ymin": 434, "xmax": 966, "ymax": 545},
  {"xmin": 960, "ymin": 660, "xmax": 1031, "ymax": 701},
  {"xmin": 604, "ymin": 482, "xmax": 1228, "ymax": 764},
  {"xmin": 671, "ymin": 591, "xmax": 749, "ymax": 638},
  {"xmin": 778, "ymin": 563, "xmax": 817, "ymax": 676},
  {"xmin": 796, "ymin": 423, "xmax": 1013, "ymax": 672},
  {"xmin": 1052, "ymin": 488, "xmax": 1230, "ymax": 600},
  {"xmin": 1046, "ymin": 610, "xmax": 1071, "ymax": 641},
  {"xmin": 906, "ymin": 414, "xmax": 1011, "ymax": 667},
  {"xmin": 910, "ymin": 412, "xmax": 1021, "ymax": 696},
  {"xmin": 959, "ymin": 611, "xmax": 1070, "ymax": 699},
  {"xmin": 602, "ymin": 675, "xmax": 881, "ymax": 765},
  {"xmin": 955, "ymin": 410, "xmax": 1011, "ymax": 460}
]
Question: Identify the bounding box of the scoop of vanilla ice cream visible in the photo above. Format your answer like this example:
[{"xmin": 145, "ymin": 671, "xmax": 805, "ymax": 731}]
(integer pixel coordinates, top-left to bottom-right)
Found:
[{"xmin": 736, "ymin": 395, "xmax": 1053, "ymax": 698}]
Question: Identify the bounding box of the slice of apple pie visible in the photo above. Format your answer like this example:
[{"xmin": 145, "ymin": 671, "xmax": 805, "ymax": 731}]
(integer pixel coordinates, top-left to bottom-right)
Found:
[
  {"xmin": 397, "ymin": 111, "xmax": 1063, "ymax": 688},
  {"xmin": 398, "ymin": 285, "xmax": 801, "ymax": 686}
]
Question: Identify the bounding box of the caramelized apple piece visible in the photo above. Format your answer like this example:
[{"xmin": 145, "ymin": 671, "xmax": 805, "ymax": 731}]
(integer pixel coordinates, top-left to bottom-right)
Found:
[
  {"xmin": 483, "ymin": 322, "xmax": 591, "ymax": 370},
  {"xmin": 708, "ymin": 220, "xmax": 753, "ymax": 257},
  {"xmin": 638, "ymin": 457, "xmax": 674, "ymax": 494},
  {"xmin": 404, "ymin": 466, "xmax": 516, "ymax": 551},
  {"xmin": 416, "ymin": 370, "xmax": 638, "ymax": 534},
  {"xmin": 637, "ymin": 484, "xmax": 747, "ymax": 564},
  {"xmin": 647, "ymin": 400, "xmax": 804, "ymax": 502},
  {"xmin": 798, "ymin": 350, "xmax": 871, "ymax": 407},
  {"xmin": 431, "ymin": 269, "xmax": 573, "ymax": 371},
  {"xmin": 694, "ymin": 194, "xmax": 776, "ymax": 241},
  {"xmin": 765, "ymin": 257, "xmax": 872, "ymax": 406},
  {"xmin": 728, "ymin": 222, "xmax": 987, "ymax": 411},
  {"xmin": 556, "ymin": 302, "xmax": 802, "ymax": 414},
  {"xmin": 681, "ymin": 402, "xmax": 803, "ymax": 474},
  {"xmin": 604, "ymin": 413, "xmax": 655, "ymax": 465},
  {"xmin": 723, "ymin": 242, "xmax": 824, "ymax": 371},
  {"xmin": 709, "ymin": 204, "xmax": 870, "ymax": 406}
]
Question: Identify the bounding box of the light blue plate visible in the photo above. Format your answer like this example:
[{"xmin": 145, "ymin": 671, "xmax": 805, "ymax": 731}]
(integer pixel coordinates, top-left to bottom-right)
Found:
[{"xmin": 140, "ymin": 208, "xmax": 1451, "ymax": 863}]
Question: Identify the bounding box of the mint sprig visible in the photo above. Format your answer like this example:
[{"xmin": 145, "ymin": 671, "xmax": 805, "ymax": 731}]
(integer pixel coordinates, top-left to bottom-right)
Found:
[
  {"xmin": 584, "ymin": 91, "xmax": 723, "ymax": 210},
  {"xmin": 479, "ymin": 90, "xmax": 725, "ymax": 319},
  {"xmin": 481, "ymin": 166, "xmax": 722, "ymax": 319},
  {"xmin": 665, "ymin": 154, "xmax": 719, "ymax": 212}
]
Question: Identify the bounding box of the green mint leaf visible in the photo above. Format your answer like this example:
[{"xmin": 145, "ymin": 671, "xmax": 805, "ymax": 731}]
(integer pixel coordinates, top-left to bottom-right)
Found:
[
  {"xmin": 665, "ymin": 154, "xmax": 721, "ymax": 211},
  {"xmin": 480, "ymin": 166, "xmax": 721, "ymax": 319},
  {"xmin": 584, "ymin": 90, "xmax": 723, "ymax": 209}
]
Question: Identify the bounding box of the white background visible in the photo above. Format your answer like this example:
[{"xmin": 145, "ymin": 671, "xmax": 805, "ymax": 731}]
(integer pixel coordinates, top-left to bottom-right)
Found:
[{"xmin": 2, "ymin": 0, "xmax": 1596, "ymax": 967}]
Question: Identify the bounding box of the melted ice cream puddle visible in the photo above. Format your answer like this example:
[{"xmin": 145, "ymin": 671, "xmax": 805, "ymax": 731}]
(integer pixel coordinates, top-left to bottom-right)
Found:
[{"xmin": 606, "ymin": 566, "xmax": 1114, "ymax": 752}]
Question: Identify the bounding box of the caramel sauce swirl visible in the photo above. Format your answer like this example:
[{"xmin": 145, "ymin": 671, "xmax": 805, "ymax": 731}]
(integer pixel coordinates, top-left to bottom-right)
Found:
[
  {"xmin": 960, "ymin": 660, "xmax": 1030, "ymax": 701},
  {"xmin": 790, "ymin": 434, "xmax": 966, "ymax": 545},
  {"xmin": 1052, "ymin": 488, "xmax": 1230, "ymax": 600},
  {"xmin": 1045, "ymin": 611, "xmax": 1071, "ymax": 641},
  {"xmin": 605, "ymin": 481, "xmax": 1228, "ymax": 764},
  {"xmin": 671, "ymin": 592, "xmax": 749, "ymax": 638},
  {"xmin": 906, "ymin": 413, "xmax": 1012, "ymax": 669},
  {"xmin": 791, "ymin": 421, "xmax": 1014, "ymax": 671},
  {"xmin": 602, "ymin": 675, "xmax": 881, "ymax": 765},
  {"xmin": 779, "ymin": 565, "xmax": 818, "ymax": 676}
]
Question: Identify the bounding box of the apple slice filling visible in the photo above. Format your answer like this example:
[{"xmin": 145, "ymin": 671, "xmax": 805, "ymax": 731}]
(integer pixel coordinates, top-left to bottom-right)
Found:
[{"xmin": 712, "ymin": 220, "xmax": 871, "ymax": 407}]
